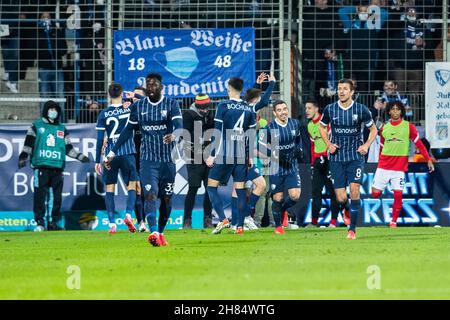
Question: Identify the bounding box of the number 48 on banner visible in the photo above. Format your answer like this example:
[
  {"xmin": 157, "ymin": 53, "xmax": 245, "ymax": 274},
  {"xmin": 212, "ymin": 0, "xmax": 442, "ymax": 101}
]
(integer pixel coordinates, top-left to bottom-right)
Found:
[{"xmin": 214, "ymin": 55, "xmax": 232, "ymax": 68}]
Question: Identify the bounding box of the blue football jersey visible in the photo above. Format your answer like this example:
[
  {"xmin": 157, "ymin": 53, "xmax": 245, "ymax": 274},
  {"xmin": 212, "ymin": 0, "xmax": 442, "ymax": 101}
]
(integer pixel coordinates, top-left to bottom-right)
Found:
[
  {"xmin": 320, "ymin": 101, "xmax": 374, "ymax": 162},
  {"xmin": 96, "ymin": 104, "xmax": 136, "ymax": 157},
  {"xmin": 127, "ymin": 95, "xmax": 183, "ymax": 163},
  {"xmin": 213, "ymin": 98, "xmax": 256, "ymax": 162},
  {"xmin": 262, "ymin": 118, "xmax": 302, "ymax": 175}
]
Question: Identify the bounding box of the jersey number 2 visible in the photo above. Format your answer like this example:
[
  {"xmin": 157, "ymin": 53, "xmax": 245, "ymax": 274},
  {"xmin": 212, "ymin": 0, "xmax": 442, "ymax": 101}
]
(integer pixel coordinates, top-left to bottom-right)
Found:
[{"xmin": 106, "ymin": 114, "xmax": 130, "ymax": 139}]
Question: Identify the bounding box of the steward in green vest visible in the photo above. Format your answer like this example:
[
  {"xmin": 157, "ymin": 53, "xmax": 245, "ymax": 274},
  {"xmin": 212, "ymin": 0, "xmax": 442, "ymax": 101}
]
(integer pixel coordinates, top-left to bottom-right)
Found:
[{"xmin": 18, "ymin": 100, "xmax": 90, "ymax": 232}]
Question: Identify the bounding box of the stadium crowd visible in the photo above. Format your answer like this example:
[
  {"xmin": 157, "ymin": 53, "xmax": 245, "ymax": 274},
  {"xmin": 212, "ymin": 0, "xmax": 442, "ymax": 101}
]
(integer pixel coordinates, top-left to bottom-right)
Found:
[{"xmin": 0, "ymin": 0, "xmax": 445, "ymax": 124}]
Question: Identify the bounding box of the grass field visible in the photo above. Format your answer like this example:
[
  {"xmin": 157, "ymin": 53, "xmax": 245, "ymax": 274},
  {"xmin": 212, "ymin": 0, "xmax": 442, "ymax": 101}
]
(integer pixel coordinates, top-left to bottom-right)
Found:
[{"xmin": 1, "ymin": 227, "xmax": 449, "ymax": 299}]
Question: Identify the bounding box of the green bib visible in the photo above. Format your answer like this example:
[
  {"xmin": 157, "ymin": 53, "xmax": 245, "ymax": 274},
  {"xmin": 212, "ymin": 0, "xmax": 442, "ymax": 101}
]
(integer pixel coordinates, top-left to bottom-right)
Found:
[
  {"xmin": 308, "ymin": 120, "xmax": 327, "ymax": 154},
  {"xmin": 381, "ymin": 120, "xmax": 410, "ymax": 157},
  {"xmin": 31, "ymin": 119, "xmax": 66, "ymax": 169}
]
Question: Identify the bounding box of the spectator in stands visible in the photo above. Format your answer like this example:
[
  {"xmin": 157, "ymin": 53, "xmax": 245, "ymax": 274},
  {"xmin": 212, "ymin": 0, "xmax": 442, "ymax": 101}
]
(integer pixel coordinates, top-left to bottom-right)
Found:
[
  {"xmin": 18, "ymin": 8, "xmax": 37, "ymax": 83},
  {"xmin": 390, "ymin": 6, "xmax": 427, "ymax": 94},
  {"xmin": 338, "ymin": 1, "xmax": 388, "ymax": 93},
  {"xmin": 302, "ymin": 0, "xmax": 341, "ymax": 101},
  {"xmin": 316, "ymin": 44, "xmax": 346, "ymax": 107},
  {"xmin": 373, "ymin": 80, "xmax": 411, "ymax": 121},
  {"xmin": 435, "ymin": 25, "xmax": 450, "ymax": 61},
  {"xmin": 77, "ymin": 99, "xmax": 101, "ymax": 123},
  {"xmin": 36, "ymin": 11, "xmax": 67, "ymax": 115},
  {"xmin": 368, "ymin": 79, "xmax": 412, "ymax": 162},
  {"xmin": 80, "ymin": 21, "xmax": 106, "ymax": 98},
  {"xmin": 386, "ymin": 0, "xmax": 412, "ymax": 34},
  {"xmin": 0, "ymin": 1, "xmax": 21, "ymax": 93}
]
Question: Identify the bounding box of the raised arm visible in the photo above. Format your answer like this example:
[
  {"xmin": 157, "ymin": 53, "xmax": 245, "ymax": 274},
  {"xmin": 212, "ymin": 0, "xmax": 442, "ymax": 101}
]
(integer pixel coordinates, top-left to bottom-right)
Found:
[{"xmin": 253, "ymin": 78, "xmax": 276, "ymax": 112}]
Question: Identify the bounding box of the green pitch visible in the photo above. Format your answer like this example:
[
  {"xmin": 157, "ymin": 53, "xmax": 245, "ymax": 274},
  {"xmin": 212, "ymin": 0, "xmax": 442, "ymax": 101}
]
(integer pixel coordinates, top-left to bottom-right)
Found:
[{"xmin": 1, "ymin": 227, "xmax": 449, "ymax": 299}]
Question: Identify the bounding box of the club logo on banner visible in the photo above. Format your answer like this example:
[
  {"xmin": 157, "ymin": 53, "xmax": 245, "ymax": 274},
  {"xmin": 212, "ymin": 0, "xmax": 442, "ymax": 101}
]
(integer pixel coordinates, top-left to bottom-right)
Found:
[
  {"xmin": 426, "ymin": 62, "xmax": 450, "ymax": 148},
  {"xmin": 114, "ymin": 28, "xmax": 256, "ymax": 98},
  {"xmin": 435, "ymin": 69, "xmax": 450, "ymax": 87}
]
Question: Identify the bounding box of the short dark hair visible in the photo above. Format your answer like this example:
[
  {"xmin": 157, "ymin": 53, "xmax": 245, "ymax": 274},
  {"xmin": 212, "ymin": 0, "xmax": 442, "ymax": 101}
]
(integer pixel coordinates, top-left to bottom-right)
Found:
[
  {"xmin": 228, "ymin": 77, "xmax": 244, "ymax": 92},
  {"xmin": 244, "ymin": 88, "xmax": 262, "ymax": 103},
  {"xmin": 108, "ymin": 83, "xmax": 123, "ymax": 98},
  {"xmin": 305, "ymin": 99, "xmax": 319, "ymax": 108},
  {"xmin": 272, "ymin": 99, "xmax": 287, "ymax": 110},
  {"xmin": 386, "ymin": 100, "xmax": 406, "ymax": 117},
  {"xmin": 338, "ymin": 78, "xmax": 355, "ymax": 91},
  {"xmin": 146, "ymin": 73, "xmax": 162, "ymax": 83}
]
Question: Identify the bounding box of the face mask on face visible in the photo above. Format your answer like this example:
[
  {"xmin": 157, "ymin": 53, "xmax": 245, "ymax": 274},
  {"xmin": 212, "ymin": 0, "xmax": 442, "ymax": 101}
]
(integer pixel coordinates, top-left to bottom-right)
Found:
[
  {"xmin": 48, "ymin": 110, "xmax": 58, "ymax": 120},
  {"xmin": 407, "ymin": 15, "xmax": 416, "ymax": 22},
  {"xmin": 359, "ymin": 13, "xmax": 369, "ymax": 21}
]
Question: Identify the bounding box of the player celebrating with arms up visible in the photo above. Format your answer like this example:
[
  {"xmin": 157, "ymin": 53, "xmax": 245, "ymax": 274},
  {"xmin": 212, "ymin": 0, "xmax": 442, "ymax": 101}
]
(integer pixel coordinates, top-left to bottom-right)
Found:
[
  {"xmin": 371, "ymin": 101, "xmax": 434, "ymax": 228},
  {"xmin": 319, "ymin": 79, "xmax": 378, "ymax": 240}
]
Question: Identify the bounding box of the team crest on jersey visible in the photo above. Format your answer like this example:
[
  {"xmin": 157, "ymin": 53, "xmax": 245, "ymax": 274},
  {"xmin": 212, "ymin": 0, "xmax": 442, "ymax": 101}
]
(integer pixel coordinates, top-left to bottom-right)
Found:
[
  {"xmin": 39, "ymin": 127, "xmax": 45, "ymax": 134},
  {"xmin": 352, "ymin": 114, "xmax": 358, "ymax": 122},
  {"xmin": 161, "ymin": 110, "xmax": 167, "ymax": 118},
  {"xmin": 271, "ymin": 184, "xmax": 276, "ymax": 190},
  {"xmin": 291, "ymin": 129, "xmax": 296, "ymax": 137}
]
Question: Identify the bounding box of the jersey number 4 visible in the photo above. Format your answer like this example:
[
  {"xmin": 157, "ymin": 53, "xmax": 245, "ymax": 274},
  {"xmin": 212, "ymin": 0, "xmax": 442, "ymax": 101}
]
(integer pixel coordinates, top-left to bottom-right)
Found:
[{"xmin": 233, "ymin": 112, "xmax": 245, "ymax": 132}]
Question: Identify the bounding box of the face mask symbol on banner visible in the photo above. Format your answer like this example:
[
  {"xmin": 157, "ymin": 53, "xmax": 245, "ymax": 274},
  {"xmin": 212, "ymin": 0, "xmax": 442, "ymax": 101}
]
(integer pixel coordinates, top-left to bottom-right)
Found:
[{"xmin": 154, "ymin": 47, "xmax": 199, "ymax": 79}]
